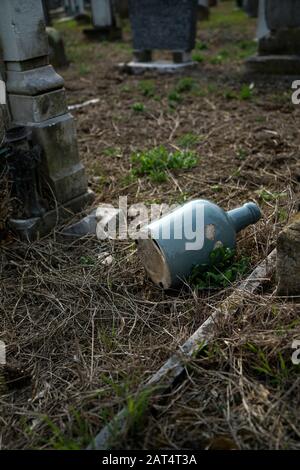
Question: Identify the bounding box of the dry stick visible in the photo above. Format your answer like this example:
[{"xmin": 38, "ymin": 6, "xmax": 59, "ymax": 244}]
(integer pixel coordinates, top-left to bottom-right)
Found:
[
  {"xmin": 68, "ymin": 99, "xmax": 100, "ymax": 111},
  {"xmin": 88, "ymin": 249, "xmax": 277, "ymax": 450}
]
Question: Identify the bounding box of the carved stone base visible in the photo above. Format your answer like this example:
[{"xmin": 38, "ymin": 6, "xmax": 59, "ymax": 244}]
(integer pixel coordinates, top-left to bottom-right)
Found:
[
  {"xmin": 245, "ymin": 54, "xmax": 300, "ymax": 75},
  {"xmin": 9, "ymin": 189, "xmax": 94, "ymax": 241}
]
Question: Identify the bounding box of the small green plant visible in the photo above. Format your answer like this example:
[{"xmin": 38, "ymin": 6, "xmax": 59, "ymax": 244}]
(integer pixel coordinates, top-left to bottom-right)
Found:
[
  {"xmin": 138, "ymin": 80, "xmax": 156, "ymax": 97},
  {"xmin": 126, "ymin": 388, "xmax": 154, "ymax": 431},
  {"xmin": 80, "ymin": 256, "xmax": 95, "ymax": 266},
  {"xmin": 132, "ymin": 102, "xmax": 145, "ymax": 112},
  {"xmin": 237, "ymin": 148, "xmax": 248, "ymax": 160},
  {"xmin": 211, "ymin": 184, "xmax": 222, "ymax": 193},
  {"xmin": 177, "ymin": 133, "xmax": 201, "ymax": 148},
  {"xmin": 239, "ymin": 84, "xmax": 253, "ymax": 100},
  {"xmin": 255, "ymin": 188, "xmax": 285, "ymax": 202},
  {"xmin": 190, "ymin": 246, "xmax": 250, "ymax": 289},
  {"xmin": 131, "ymin": 146, "xmax": 198, "ymax": 183},
  {"xmin": 103, "ymin": 147, "xmax": 121, "ymax": 157},
  {"xmin": 79, "ymin": 64, "xmax": 91, "ymax": 76},
  {"xmin": 192, "ymin": 52, "xmax": 205, "ymax": 63},
  {"xmin": 236, "ymin": 40, "xmax": 257, "ymax": 59},
  {"xmin": 175, "ymin": 77, "xmax": 196, "ymax": 93},
  {"xmin": 224, "ymin": 89, "xmax": 237, "ymax": 100},
  {"xmin": 195, "ymin": 40, "xmax": 208, "ymax": 51},
  {"xmin": 168, "ymin": 90, "xmax": 182, "ymax": 105},
  {"xmin": 246, "ymin": 343, "xmax": 293, "ymax": 385},
  {"xmin": 121, "ymin": 84, "xmax": 131, "ymax": 93},
  {"xmin": 210, "ymin": 49, "xmax": 230, "ymax": 64},
  {"xmin": 44, "ymin": 410, "xmax": 90, "ymax": 450}
]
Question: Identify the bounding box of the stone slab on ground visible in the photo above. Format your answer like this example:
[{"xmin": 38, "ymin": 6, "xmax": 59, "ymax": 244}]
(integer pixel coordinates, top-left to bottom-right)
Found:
[
  {"xmin": 277, "ymin": 214, "xmax": 300, "ymax": 296},
  {"xmin": 9, "ymin": 189, "xmax": 94, "ymax": 241},
  {"xmin": 83, "ymin": 26, "xmax": 122, "ymax": 41},
  {"xmin": 245, "ymin": 54, "xmax": 300, "ymax": 75},
  {"xmin": 118, "ymin": 60, "xmax": 197, "ymax": 75}
]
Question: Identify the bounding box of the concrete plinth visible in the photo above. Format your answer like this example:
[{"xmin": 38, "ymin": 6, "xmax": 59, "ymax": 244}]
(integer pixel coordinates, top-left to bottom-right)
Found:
[
  {"xmin": 83, "ymin": 26, "xmax": 122, "ymax": 41},
  {"xmin": 247, "ymin": 0, "xmax": 300, "ymax": 75},
  {"xmin": 246, "ymin": 54, "xmax": 300, "ymax": 75},
  {"xmin": 9, "ymin": 189, "xmax": 94, "ymax": 241},
  {"xmin": 118, "ymin": 60, "xmax": 197, "ymax": 75}
]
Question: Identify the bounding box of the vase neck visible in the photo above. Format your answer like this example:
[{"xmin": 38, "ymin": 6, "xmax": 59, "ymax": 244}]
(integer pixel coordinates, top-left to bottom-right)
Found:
[{"xmin": 227, "ymin": 202, "xmax": 261, "ymax": 233}]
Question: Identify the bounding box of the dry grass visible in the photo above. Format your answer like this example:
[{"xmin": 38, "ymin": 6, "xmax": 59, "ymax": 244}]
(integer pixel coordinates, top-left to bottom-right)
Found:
[
  {"xmin": 125, "ymin": 294, "xmax": 300, "ymax": 450},
  {"xmin": 0, "ymin": 170, "xmax": 11, "ymax": 238},
  {"xmin": 0, "ymin": 234, "xmax": 229, "ymax": 449}
]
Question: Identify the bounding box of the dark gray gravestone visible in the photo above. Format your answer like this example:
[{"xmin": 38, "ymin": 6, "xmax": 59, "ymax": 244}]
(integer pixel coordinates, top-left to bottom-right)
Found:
[
  {"xmin": 129, "ymin": 0, "xmax": 198, "ymax": 52},
  {"xmin": 265, "ymin": 0, "xmax": 300, "ymax": 30},
  {"xmin": 243, "ymin": 0, "xmax": 259, "ymax": 18},
  {"xmin": 246, "ymin": 0, "xmax": 300, "ymax": 74}
]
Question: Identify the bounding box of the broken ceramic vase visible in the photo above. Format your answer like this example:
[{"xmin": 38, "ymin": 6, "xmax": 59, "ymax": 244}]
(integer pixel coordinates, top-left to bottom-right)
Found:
[{"xmin": 137, "ymin": 199, "xmax": 261, "ymax": 289}]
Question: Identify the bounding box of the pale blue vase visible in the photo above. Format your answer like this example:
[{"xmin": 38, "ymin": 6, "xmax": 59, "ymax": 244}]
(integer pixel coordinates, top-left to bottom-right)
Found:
[{"xmin": 137, "ymin": 199, "xmax": 261, "ymax": 289}]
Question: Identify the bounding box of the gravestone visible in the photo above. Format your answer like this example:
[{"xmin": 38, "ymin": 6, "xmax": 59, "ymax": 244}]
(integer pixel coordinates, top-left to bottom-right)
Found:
[
  {"xmin": 64, "ymin": 0, "xmax": 85, "ymax": 16},
  {"xmin": 47, "ymin": 27, "xmax": 69, "ymax": 68},
  {"xmin": 115, "ymin": 0, "xmax": 129, "ymax": 19},
  {"xmin": 256, "ymin": 0, "xmax": 269, "ymax": 40},
  {"xmin": 277, "ymin": 214, "xmax": 300, "ymax": 296},
  {"xmin": 84, "ymin": 0, "xmax": 122, "ymax": 40},
  {"xmin": 246, "ymin": 0, "xmax": 300, "ymax": 74},
  {"xmin": 0, "ymin": 0, "xmax": 93, "ymax": 239},
  {"xmin": 243, "ymin": 0, "xmax": 259, "ymax": 18},
  {"xmin": 42, "ymin": 0, "xmax": 52, "ymax": 25},
  {"xmin": 123, "ymin": 0, "xmax": 198, "ymax": 73},
  {"xmin": 198, "ymin": 0, "xmax": 210, "ymax": 21}
]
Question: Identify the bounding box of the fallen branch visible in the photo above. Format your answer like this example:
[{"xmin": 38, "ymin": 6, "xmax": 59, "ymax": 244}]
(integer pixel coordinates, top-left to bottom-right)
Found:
[{"xmin": 68, "ymin": 98, "xmax": 100, "ymax": 111}]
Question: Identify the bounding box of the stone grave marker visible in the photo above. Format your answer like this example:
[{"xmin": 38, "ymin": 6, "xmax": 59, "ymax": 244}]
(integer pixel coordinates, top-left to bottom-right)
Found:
[
  {"xmin": 122, "ymin": 0, "xmax": 198, "ymax": 73},
  {"xmin": 243, "ymin": 0, "xmax": 259, "ymax": 18},
  {"xmin": 84, "ymin": 0, "xmax": 122, "ymax": 40},
  {"xmin": 246, "ymin": 0, "xmax": 300, "ymax": 74},
  {"xmin": 0, "ymin": 0, "xmax": 93, "ymax": 239}
]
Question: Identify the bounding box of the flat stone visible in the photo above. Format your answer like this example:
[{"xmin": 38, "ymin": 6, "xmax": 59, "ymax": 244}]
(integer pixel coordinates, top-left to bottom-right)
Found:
[
  {"xmin": 129, "ymin": 0, "xmax": 198, "ymax": 52},
  {"xmin": 119, "ymin": 60, "xmax": 197, "ymax": 75},
  {"xmin": 277, "ymin": 214, "xmax": 300, "ymax": 296},
  {"xmin": 83, "ymin": 27, "xmax": 122, "ymax": 41},
  {"xmin": 245, "ymin": 54, "xmax": 300, "ymax": 75},
  {"xmin": 62, "ymin": 209, "xmax": 97, "ymax": 238}
]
